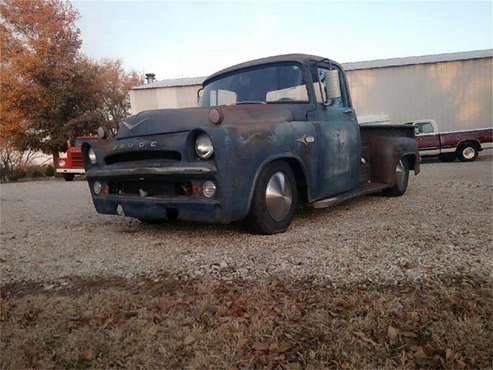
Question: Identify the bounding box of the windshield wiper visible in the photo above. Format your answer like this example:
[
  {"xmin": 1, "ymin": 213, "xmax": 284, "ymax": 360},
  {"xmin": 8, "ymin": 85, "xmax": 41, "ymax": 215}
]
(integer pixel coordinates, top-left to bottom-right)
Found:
[{"xmin": 235, "ymin": 101, "xmax": 266, "ymax": 105}]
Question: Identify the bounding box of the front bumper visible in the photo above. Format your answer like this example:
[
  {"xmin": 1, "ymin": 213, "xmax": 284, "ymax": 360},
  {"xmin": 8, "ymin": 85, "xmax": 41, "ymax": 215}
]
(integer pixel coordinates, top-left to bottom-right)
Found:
[
  {"xmin": 86, "ymin": 162, "xmax": 226, "ymax": 223},
  {"xmin": 92, "ymin": 194, "xmax": 222, "ymax": 223}
]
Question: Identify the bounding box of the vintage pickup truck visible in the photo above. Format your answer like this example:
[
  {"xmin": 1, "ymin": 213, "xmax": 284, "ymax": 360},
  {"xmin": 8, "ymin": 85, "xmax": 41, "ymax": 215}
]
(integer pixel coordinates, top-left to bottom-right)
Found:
[
  {"xmin": 83, "ymin": 54, "xmax": 420, "ymax": 234},
  {"xmin": 406, "ymin": 119, "xmax": 493, "ymax": 162}
]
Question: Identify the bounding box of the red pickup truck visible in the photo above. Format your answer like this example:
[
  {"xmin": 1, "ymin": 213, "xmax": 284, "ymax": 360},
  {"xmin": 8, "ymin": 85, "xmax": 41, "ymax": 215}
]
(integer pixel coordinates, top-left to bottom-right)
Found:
[
  {"xmin": 406, "ymin": 120, "xmax": 493, "ymax": 162},
  {"xmin": 56, "ymin": 137, "xmax": 97, "ymax": 181}
]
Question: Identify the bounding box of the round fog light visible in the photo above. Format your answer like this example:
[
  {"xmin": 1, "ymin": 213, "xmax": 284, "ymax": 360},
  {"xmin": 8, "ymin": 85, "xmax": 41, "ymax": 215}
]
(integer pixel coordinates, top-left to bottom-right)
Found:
[
  {"xmin": 202, "ymin": 181, "xmax": 216, "ymax": 198},
  {"xmin": 88, "ymin": 148, "xmax": 97, "ymax": 164},
  {"xmin": 93, "ymin": 181, "xmax": 102, "ymax": 195}
]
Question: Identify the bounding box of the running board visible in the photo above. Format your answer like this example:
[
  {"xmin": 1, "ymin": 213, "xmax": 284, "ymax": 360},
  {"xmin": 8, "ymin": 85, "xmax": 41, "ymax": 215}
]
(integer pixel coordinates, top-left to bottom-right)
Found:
[{"xmin": 309, "ymin": 182, "xmax": 389, "ymax": 209}]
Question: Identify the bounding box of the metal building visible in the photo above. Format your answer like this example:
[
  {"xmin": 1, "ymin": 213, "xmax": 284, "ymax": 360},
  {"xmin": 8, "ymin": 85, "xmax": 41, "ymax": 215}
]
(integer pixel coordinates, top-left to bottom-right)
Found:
[{"xmin": 129, "ymin": 49, "xmax": 493, "ymax": 132}]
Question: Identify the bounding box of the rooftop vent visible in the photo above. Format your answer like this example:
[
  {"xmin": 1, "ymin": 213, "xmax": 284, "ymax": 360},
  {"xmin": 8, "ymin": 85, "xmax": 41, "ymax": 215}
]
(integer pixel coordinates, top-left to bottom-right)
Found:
[{"xmin": 145, "ymin": 73, "xmax": 156, "ymax": 84}]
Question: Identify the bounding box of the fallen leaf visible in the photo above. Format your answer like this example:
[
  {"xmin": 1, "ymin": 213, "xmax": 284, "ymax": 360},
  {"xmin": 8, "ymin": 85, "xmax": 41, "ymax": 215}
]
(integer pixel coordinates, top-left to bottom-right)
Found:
[
  {"xmin": 354, "ymin": 331, "xmax": 379, "ymax": 347},
  {"xmin": 253, "ymin": 342, "xmax": 269, "ymax": 351},
  {"xmin": 400, "ymin": 331, "xmax": 417, "ymax": 338},
  {"xmin": 388, "ymin": 325, "xmax": 399, "ymax": 344},
  {"xmin": 80, "ymin": 350, "xmax": 93, "ymax": 361},
  {"xmin": 445, "ymin": 348, "xmax": 454, "ymax": 362},
  {"xmin": 183, "ymin": 335, "xmax": 195, "ymax": 345},
  {"xmin": 265, "ymin": 341, "xmax": 276, "ymax": 351}
]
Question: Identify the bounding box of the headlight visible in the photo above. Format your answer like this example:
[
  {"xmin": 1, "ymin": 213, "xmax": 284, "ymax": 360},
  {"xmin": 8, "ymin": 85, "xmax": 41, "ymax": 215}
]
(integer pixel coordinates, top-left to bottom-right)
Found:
[
  {"xmin": 88, "ymin": 147, "xmax": 97, "ymax": 164},
  {"xmin": 202, "ymin": 181, "xmax": 216, "ymax": 198},
  {"xmin": 58, "ymin": 159, "xmax": 66, "ymax": 167},
  {"xmin": 195, "ymin": 133, "xmax": 214, "ymax": 159}
]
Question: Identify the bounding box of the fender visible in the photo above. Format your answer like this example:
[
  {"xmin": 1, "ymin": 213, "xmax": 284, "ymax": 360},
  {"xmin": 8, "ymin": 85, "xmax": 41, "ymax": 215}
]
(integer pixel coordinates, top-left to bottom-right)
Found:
[
  {"xmin": 245, "ymin": 153, "xmax": 310, "ymax": 216},
  {"xmin": 456, "ymin": 139, "xmax": 481, "ymax": 151}
]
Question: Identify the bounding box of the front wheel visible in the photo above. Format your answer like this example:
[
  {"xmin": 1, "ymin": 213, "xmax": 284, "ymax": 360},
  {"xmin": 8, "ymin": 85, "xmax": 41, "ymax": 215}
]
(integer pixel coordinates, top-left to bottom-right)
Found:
[
  {"xmin": 63, "ymin": 173, "xmax": 75, "ymax": 181},
  {"xmin": 384, "ymin": 158, "xmax": 409, "ymax": 197},
  {"xmin": 246, "ymin": 161, "xmax": 297, "ymax": 235},
  {"xmin": 458, "ymin": 144, "xmax": 478, "ymax": 162}
]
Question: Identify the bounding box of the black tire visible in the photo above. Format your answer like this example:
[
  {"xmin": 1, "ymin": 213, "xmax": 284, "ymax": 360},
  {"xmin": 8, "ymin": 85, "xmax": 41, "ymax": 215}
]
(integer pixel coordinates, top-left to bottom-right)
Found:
[
  {"xmin": 438, "ymin": 153, "xmax": 456, "ymax": 162},
  {"xmin": 63, "ymin": 173, "xmax": 75, "ymax": 181},
  {"xmin": 246, "ymin": 161, "xmax": 297, "ymax": 235},
  {"xmin": 457, "ymin": 143, "xmax": 479, "ymax": 162},
  {"xmin": 384, "ymin": 158, "xmax": 409, "ymax": 197}
]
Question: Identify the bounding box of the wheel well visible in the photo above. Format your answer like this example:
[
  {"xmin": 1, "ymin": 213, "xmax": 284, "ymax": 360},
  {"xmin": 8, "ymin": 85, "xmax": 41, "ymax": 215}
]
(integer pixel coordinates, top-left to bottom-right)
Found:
[
  {"xmin": 245, "ymin": 157, "xmax": 310, "ymax": 218},
  {"xmin": 402, "ymin": 154, "xmax": 417, "ymax": 171},
  {"xmin": 457, "ymin": 140, "xmax": 481, "ymax": 151},
  {"xmin": 283, "ymin": 158, "xmax": 309, "ymax": 204}
]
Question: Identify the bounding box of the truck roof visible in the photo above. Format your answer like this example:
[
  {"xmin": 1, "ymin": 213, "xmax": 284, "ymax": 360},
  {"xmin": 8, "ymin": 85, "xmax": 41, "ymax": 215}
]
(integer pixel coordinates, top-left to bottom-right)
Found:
[{"xmin": 203, "ymin": 53, "xmax": 337, "ymax": 85}]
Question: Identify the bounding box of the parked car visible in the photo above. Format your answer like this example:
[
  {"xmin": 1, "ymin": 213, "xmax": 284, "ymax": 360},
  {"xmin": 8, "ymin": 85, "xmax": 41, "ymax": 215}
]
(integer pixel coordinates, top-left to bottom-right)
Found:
[
  {"xmin": 57, "ymin": 136, "xmax": 97, "ymax": 181},
  {"xmin": 83, "ymin": 54, "xmax": 420, "ymax": 234},
  {"xmin": 406, "ymin": 119, "xmax": 493, "ymax": 162}
]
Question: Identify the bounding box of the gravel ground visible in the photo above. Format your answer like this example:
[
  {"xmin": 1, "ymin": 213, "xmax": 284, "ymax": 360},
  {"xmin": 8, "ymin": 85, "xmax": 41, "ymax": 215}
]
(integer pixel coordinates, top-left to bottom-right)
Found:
[{"xmin": 1, "ymin": 155, "xmax": 492, "ymax": 286}]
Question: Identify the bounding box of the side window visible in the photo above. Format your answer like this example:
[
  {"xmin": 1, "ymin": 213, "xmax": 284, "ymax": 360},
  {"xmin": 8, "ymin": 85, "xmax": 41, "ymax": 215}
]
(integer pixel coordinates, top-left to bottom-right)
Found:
[
  {"xmin": 422, "ymin": 122, "xmax": 434, "ymax": 134},
  {"xmin": 312, "ymin": 66, "xmax": 346, "ymax": 107},
  {"xmin": 415, "ymin": 122, "xmax": 434, "ymax": 134},
  {"xmin": 209, "ymin": 89, "xmax": 237, "ymax": 106}
]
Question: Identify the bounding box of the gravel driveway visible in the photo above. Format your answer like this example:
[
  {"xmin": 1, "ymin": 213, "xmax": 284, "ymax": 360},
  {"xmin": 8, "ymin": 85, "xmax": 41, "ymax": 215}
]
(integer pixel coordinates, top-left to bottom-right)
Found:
[{"xmin": 1, "ymin": 156, "xmax": 492, "ymax": 286}]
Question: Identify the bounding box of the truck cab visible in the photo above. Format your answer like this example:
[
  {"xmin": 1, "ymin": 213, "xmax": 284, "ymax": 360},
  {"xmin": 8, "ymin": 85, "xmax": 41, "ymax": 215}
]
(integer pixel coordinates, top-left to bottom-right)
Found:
[{"xmin": 83, "ymin": 54, "xmax": 419, "ymax": 234}]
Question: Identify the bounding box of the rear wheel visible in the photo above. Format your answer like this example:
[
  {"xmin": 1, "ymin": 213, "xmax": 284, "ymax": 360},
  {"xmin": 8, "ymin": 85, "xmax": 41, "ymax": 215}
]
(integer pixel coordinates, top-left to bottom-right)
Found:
[
  {"xmin": 458, "ymin": 143, "xmax": 479, "ymax": 162},
  {"xmin": 247, "ymin": 161, "xmax": 297, "ymax": 234},
  {"xmin": 63, "ymin": 173, "xmax": 75, "ymax": 181},
  {"xmin": 384, "ymin": 158, "xmax": 409, "ymax": 196}
]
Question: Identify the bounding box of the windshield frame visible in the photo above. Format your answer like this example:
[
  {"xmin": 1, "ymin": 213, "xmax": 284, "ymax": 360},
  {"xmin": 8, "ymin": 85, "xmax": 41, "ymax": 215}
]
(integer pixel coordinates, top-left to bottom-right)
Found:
[{"xmin": 200, "ymin": 61, "xmax": 312, "ymax": 107}]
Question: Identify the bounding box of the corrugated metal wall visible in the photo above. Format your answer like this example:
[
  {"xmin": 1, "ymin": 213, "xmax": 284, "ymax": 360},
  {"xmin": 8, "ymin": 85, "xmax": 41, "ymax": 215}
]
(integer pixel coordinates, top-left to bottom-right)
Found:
[
  {"xmin": 129, "ymin": 85, "xmax": 200, "ymax": 113},
  {"xmin": 347, "ymin": 57, "xmax": 492, "ymax": 131},
  {"xmin": 130, "ymin": 57, "xmax": 493, "ymax": 132}
]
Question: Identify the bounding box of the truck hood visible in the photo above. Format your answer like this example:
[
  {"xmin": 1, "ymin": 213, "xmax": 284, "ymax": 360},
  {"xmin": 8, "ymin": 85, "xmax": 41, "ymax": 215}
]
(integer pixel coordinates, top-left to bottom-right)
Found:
[{"xmin": 116, "ymin": 105, "xmax": 294, "ymax": 139}]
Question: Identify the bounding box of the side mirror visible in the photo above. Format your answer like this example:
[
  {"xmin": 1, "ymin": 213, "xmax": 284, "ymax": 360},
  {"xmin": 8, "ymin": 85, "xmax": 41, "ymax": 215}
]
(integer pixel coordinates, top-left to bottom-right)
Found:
[
  {"xmin": 325, "ymin": 70, "xmax": 341, "ymax": 101},
  {"xmin": 197, "ymin": 88, "xmax": 204, "ymax": 105},
  {"xmin": 414, "ymin": 127, "xmax": 420, "ymax": 136}
]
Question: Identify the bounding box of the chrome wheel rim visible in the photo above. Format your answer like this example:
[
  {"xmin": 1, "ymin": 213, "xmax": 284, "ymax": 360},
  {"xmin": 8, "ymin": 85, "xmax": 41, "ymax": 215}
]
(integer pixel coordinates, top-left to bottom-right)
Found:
[
  {"xmin": 395, "ymin": 160, "xmax": 405, "ymax": 187},
  {"xmin": 462, "ymin": 147, "xmax": 475, "ymax": 159},
  {"xmin": 265, "ymin": 171, "xmax": 292, "ymax": 221}
]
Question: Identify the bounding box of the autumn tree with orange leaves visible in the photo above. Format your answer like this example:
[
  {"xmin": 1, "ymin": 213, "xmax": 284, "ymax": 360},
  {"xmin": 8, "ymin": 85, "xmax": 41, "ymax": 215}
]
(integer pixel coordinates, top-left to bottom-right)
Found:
[{"xmin": 0, "ymin": 0, "xmax": 141, "ymax": 164}]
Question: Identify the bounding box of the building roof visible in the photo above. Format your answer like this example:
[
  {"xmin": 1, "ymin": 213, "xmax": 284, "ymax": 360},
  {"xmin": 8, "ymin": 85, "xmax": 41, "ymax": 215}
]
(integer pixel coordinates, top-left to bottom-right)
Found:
[{"xmin": 133, "ymin": 49, "xmax": 493, "ymax": 90}]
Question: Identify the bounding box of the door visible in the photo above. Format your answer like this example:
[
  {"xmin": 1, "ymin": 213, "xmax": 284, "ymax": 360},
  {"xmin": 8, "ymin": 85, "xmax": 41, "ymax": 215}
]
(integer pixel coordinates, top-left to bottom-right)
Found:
[
  {"xmin": 308, "ymin": 65, "xmax": 361, "ymax": 199},
  {"xmin": 414, "ymin": 121, "xmax": 440, "ymax": 156}
]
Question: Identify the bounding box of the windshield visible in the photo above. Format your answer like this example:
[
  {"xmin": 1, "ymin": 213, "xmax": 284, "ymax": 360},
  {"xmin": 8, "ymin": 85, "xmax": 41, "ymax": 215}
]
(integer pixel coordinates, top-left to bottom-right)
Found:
[{"xmin": 199, "ymin": 63, "xmax": 309, "ymax": 107}]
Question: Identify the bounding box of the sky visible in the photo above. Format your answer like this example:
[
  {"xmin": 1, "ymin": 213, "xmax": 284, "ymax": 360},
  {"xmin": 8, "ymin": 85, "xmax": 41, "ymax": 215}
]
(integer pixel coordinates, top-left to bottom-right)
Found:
[{"xmin": 73, "ymin": 1, "xmax": 493, "ymax": 80}]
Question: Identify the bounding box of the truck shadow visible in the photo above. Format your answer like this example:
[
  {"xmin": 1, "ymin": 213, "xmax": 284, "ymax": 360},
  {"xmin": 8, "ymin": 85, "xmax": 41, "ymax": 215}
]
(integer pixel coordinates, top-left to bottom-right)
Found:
[{"xmin": 111, "ymin": 195, "xmax": 382, "ymax": 237}]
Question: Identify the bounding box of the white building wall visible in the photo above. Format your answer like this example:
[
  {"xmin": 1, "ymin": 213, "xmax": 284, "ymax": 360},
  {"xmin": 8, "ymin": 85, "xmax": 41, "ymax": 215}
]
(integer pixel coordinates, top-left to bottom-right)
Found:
[
  {"xmin": 130, "ymin": 85, "xmax": 200, "ymax": 114},
  {"xmin": 347, "ymin": 57, "xmax": 493, "ymax": 131}
]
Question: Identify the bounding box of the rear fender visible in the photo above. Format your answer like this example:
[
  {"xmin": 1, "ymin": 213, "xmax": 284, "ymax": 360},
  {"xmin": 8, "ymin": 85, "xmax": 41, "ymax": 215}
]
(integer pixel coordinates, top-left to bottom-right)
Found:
[{"xmin": 367, "ymin": 135, "xmax": 419, "ymax": 185}]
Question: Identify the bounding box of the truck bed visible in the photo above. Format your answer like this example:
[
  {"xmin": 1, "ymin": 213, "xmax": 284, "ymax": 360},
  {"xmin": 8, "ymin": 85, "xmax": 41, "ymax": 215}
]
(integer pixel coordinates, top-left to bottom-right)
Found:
[{"xmin": 359, "ymin": 124, "xmax": 419, "ymax": 184}]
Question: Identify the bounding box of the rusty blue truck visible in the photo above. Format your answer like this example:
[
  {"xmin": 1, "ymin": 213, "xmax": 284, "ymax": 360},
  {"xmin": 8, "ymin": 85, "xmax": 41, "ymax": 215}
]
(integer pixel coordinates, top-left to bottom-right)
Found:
[{"xmin": 83, "ymin": 54, "xmax": 420, "ymax": 234}]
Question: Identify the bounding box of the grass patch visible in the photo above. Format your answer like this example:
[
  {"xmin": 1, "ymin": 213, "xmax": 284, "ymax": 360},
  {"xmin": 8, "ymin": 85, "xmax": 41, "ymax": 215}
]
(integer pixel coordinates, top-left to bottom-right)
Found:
[{"xmin": 1, "ymin": 276, "xmax": 491, "ymax": 369}]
